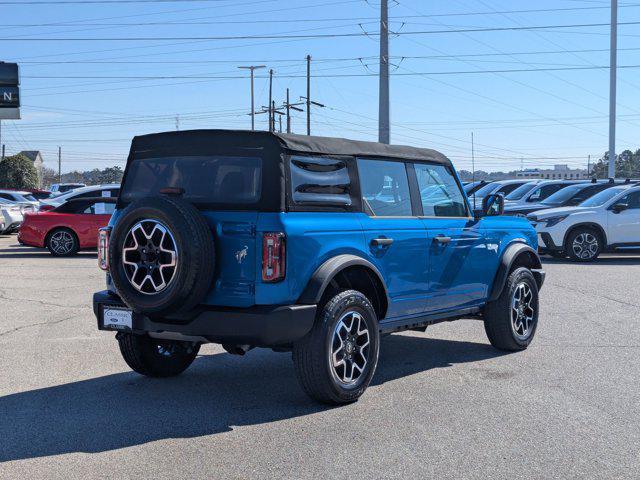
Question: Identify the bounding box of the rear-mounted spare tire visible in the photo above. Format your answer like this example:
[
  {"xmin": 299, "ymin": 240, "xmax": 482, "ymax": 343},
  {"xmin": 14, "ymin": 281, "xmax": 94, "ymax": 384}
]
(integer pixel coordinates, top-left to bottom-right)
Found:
[{"xmin": 108, "ymin": 195, "xmax": 215, "ymax": 317}]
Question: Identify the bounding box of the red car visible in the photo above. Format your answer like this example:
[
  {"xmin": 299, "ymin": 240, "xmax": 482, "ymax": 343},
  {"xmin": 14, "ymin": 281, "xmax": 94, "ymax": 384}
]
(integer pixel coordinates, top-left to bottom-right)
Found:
[{"xmin": 19, "ymin": 197, "xmax": 116, "ymax": 256}]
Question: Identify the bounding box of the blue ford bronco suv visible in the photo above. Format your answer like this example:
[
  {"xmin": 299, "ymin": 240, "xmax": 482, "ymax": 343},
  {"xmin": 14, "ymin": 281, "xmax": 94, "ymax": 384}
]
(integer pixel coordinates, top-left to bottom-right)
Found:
[{"xmin": 93, "ymin": 130, "xmax": 545, "ymax": 404}]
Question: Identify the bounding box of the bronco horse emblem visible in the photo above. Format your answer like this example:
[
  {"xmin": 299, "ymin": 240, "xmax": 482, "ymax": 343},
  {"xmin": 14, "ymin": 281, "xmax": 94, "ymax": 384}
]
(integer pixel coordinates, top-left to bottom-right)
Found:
[{"xmin": 235, "ymin": 245, "xmax": 248, "ymax": 264}]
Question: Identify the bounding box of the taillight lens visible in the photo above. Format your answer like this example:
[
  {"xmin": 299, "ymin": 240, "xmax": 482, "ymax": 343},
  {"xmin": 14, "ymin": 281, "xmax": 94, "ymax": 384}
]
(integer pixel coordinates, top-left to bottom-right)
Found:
[
  {"xmin": 262, "ymin": 232, "xmax": 285, "ymax": 282},
  {"xmin": 98, "ymin": 227, "xmax": 111, "ymax": 271}
]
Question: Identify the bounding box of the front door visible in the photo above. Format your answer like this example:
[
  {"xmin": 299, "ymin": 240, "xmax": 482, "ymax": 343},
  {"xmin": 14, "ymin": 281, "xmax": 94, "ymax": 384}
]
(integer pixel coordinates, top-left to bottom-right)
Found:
[
  {"xmin": 412, "ymin": 162, "xmax": 492, "ymax": 312},
  {"xmin": 357, "ymin": 158, "xmax": 429, "ymax": 319},
  {"xmin": 607, "ymin": 190, "xmax": 640, "ymax": 245}
]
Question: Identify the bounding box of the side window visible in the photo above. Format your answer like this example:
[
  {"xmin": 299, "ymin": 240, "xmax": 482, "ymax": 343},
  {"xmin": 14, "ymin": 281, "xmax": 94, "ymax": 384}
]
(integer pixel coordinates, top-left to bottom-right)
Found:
[
  {"xmin": 571, "ymin": 185, "xmax": 601, "ymax": 205},
  {"xmin": 618, "ymin": 191, "xmax": 640, "ymax": 209},
  {"xmin": 413, "ymin": 163, "xmax": 467, "ymax": 217},
  {"xmin": 289, "ymin": 155, "xmax": 352, "ymax": 206},
  {"xmin": 357, "ymin": 158, "xmax": 412, "ymax": 216},
  {"xmin": 497, "ymin": 183, "xmax": 521, "ymax": 196},
  {"xmin": 539, "ymin": 183, "xmax": 565, "ymax": 200},
  {"xmin": 0, "ymin": 193, "xmax": 12, "ymax": 200}
]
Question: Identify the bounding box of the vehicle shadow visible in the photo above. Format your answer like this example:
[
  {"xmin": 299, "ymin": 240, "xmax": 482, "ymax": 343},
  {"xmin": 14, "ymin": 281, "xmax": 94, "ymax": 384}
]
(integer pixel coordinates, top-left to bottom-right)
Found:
[
  {"xmin": 541, "ymin": 254, "xmax": 640, "ymax": 266},
  {"xmin": 0, "ymin": 241, "xmax": 96, "ymax": 259},
  {"xmin": 0, "ymin": 334, "xmax": 503, "ymax": 462}
]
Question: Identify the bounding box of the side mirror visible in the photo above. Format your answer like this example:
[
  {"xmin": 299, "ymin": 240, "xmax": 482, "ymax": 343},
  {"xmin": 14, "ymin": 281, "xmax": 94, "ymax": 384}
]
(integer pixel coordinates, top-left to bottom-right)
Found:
[
  {"xmin": 476, "ymin": 193, "xmax": 504, "ymax": 218},
  {"xmin": 611, "ymin": 202, "xmax": 629, "ymax": 214}
]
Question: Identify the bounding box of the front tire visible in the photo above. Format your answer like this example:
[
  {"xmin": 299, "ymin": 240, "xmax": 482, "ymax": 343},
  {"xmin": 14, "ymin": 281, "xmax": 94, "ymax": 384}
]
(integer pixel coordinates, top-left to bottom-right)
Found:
[
  {"xmin": 484, "ymin": 267, "xmax": 539, "ymax": 351},
  {"xmin": 566, "ymin": 227, "xmax": 602, "ymax": 262},
  {"xmin": 117, "ymin": 333, "xmax": 200, "ymax": 377},
  {"xmin": 293, "ymin": 290, "xmax": 380, "ymax": 404}
]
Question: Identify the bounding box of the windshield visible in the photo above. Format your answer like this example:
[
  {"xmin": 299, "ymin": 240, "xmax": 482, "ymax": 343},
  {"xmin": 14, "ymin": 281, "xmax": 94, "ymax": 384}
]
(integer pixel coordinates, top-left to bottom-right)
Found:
[
  {"xmin": 472, "ymin": 182, "xmax": 499, "ymax": 198},
  {"xmin": 580, "ymin": 186, "xmax": 625, "ymax": 207},
  {"xmin": 22, "ymin": 194, "xmax": 37, "ymax": 202},
  {"xmin": 541, "ymin": 184, "xmax": 585, "ymax": 205},
  {"xmin": 505, "ymin": 182, "xmax": 536, "ymax": 201}
]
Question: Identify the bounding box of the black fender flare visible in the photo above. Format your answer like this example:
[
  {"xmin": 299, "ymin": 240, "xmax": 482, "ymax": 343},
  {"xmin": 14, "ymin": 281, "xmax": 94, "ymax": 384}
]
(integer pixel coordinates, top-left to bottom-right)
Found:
[
  {"xmin": 297, "ymin": 254, "xmax": 389, "ymax": 306},
  {"xmin": 488, "ymin": 243, "xmax": 544, "ymax": 302}
]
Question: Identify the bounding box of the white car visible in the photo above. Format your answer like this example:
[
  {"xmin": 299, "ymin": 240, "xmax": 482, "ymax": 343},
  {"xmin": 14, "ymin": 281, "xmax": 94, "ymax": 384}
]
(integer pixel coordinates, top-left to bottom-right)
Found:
[
  {"xmin": 529, "ymin": 183, "xmax": 640, "ymax": 261},
  {"xmin": 0, "ymin": 198, "xmax": 24, "ymax": 234},
  {"xmin": 0, "ymin": 190, "xmax": 39, "ymax": 209},
  {"xmin": 504, "ymin": 180, "xmax": 584, "ymax": 206},
  {"xmin": 40, "ymin": 184, "xmax": 120, "ymax": 210},
  {"xmin": 468, "ymin": 179, "xmax": 530, "ymax": 209}
]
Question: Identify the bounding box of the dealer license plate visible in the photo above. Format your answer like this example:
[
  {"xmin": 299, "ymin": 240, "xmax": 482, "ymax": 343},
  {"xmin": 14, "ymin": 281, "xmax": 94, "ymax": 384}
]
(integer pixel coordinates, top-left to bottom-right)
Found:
[{"xmin": 103, "ymin": 307, "xmax": 133, "ymax": 330}]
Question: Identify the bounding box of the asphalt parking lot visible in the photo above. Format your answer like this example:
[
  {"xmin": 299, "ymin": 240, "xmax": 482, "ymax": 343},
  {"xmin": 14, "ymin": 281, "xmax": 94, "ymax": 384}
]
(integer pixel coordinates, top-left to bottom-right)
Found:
[{"xmin": 0, "ymin": 234, "xmax": 638, "ymax": 479}]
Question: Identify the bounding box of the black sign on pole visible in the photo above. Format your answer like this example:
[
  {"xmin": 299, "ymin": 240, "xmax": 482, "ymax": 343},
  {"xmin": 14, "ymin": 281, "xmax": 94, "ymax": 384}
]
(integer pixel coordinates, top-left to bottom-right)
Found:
[
  {"xmin": 0, "ymin": 62, "xmax": 20, "ymax": 119},
  {"xmin": 0, "ymin": 63, "xmax": 19, "ymax": 86}
]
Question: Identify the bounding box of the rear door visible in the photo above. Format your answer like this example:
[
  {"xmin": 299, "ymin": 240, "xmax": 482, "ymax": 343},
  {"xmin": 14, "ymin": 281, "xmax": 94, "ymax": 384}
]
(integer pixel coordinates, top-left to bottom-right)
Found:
[
  {"xmin": 413, "ymin": 163, "xmax": 493, "ymax": 312},
  {"xmin": 357, "ymin": 158, "xmax": 429, "ymax": 318}
]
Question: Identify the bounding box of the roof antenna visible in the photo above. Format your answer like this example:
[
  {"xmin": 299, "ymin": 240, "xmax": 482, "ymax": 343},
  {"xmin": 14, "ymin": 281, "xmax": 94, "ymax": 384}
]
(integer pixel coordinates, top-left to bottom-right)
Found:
[{"xmin": 471, "ymin": 131, "xmax": 476, "ymax": 210}]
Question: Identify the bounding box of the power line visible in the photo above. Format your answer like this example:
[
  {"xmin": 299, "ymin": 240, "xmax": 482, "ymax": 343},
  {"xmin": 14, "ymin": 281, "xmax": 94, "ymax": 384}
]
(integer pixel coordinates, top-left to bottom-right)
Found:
[
  {"xmin": 5, "ymin": 21, "xmax": 640, "ymax": 41},
  {"xmin": 21, "ymin": 64, "xmax": 640, "ymax": 79}
]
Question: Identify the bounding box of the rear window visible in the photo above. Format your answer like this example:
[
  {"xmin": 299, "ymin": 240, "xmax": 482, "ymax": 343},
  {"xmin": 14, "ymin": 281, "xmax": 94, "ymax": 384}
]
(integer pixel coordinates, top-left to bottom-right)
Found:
[{"xmin": 121, "ymin": 156, "xmax": 262, "ymax": 205}]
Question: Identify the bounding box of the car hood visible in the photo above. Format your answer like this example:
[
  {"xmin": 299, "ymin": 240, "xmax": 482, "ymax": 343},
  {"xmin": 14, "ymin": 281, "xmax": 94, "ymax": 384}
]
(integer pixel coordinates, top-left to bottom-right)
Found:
[{"xmin": 528, "ymin": 206, "xmax": 596, "ymax": 219}]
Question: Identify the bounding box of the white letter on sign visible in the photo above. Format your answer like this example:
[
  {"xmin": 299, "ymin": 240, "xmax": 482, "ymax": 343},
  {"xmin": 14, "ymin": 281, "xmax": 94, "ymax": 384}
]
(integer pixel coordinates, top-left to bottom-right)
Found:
[{"xmin": 3, "ymin": 92, "xmax": 12, "ymax": 101}]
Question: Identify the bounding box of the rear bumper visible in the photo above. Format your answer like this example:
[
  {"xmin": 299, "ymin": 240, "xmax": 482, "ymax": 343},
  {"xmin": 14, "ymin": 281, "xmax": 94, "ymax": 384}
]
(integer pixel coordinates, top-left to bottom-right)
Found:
[{"xmin": 92, "ymin": 290, "xmax": 316, "ymax": 347}]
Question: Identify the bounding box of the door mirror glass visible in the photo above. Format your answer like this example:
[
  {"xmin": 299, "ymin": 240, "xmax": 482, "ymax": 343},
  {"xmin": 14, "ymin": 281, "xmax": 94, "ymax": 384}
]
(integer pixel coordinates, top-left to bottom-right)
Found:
[
  {"xmin": 479, "ymin": 193, "xmax": 504, "ymax": 217},
  {"xmin": 611, "ymin": 202, "xmax": 629, "ymax": 213}
]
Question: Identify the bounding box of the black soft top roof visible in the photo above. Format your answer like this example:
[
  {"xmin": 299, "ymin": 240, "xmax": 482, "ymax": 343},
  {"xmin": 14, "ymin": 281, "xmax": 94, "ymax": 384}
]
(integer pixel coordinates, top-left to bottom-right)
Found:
[{"xmin": 128, "ymin": 129, "xmax": 451, "ymax": 166}]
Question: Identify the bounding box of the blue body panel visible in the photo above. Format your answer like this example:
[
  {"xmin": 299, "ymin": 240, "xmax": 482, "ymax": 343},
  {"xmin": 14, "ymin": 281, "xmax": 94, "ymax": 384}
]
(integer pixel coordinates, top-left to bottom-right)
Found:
[{"xmin": 108, "ymin": 205, "xmax": 537, "ymax": 318}]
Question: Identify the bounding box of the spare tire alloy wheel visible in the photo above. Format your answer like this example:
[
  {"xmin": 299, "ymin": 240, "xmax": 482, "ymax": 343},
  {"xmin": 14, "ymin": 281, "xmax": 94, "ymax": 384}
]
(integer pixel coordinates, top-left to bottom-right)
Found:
[
  {"xmin": 108, "ymin": 196, "xmax": 215, "ymax": 317},
  {"xmin": 122, "ymin": 220, "xmax": 178, "ymax": 294}
]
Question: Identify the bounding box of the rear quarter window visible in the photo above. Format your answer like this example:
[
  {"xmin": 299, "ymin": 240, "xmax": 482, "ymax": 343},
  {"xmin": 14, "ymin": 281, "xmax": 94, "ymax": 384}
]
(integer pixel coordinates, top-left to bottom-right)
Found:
[{"xmin": 288, "ymin": 155, "xmax": 356, "ymax": 208}]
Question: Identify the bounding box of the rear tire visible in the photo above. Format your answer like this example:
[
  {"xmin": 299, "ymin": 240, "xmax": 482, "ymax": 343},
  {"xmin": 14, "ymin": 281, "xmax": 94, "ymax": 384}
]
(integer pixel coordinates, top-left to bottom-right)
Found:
[
  {"xmin": 293, "ymin": 290, "xmax": 380, "ymax": 404},
  {"xmin": 484, "ymin": 267, "xmax": 539, "ymax": 351},
  {"xmin": 566, "ymin": 227, "xmax": 602, "ymax": 262},
  {"xmin": 46, "ymin": 228, "xmax": 79, "ymax": 256},
  {"xmin": 117, "ymin": 333, "xmax": 200, "ymax": 377}
]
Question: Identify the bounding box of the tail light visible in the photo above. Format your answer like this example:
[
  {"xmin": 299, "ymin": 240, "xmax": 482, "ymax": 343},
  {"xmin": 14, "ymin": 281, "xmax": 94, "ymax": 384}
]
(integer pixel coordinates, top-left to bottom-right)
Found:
[
  {"xmin": 262, "ymin": 232, "xmax": 285, "ymax": 282},
  {"xmin": 39, "ymin": 205, "xmax": 55, "ymax": 212},
  {"xmin": 98, "ymin": 227, "xmax": 111, "ymax": 271}
]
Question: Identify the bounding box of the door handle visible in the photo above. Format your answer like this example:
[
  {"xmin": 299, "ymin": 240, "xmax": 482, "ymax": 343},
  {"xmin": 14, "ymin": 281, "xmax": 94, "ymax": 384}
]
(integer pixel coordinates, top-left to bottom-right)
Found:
[
  {"xmin": 433, "ymin": 235, "xmax": 452, "ymax": 245},
  {"xmin": 371, "ymin": 237, "xmax": 394, "ymax": 247}
]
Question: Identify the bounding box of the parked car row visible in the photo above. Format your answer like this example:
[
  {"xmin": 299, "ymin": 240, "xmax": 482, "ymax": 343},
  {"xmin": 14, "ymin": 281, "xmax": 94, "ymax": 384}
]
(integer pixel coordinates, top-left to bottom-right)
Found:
[
  {"xmin": 0, "ymin": 184, "xmax": 120, "ymax": 253},
  {"xmin": 468, "ymin": 178, "xmax": 640, "ymax": 261}
]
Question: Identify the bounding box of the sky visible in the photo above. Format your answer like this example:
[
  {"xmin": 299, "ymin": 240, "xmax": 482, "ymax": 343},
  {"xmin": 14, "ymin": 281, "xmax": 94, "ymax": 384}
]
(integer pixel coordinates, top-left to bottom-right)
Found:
[{"xmin": 2, "ymin": 0, "xmax": 640, "ymax": 174}]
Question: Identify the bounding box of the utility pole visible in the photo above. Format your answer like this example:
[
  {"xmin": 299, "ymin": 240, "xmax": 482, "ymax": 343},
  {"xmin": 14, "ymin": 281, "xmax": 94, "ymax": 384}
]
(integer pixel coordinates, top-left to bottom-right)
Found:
[
  {"xmin": 471, "ymin": 132, "xmax": 477, "ymax": 210},
  {"xmin": 282, "ymin": 88, "xmax": 304, "ymax": 134},
  {"xmin": 608, "ymin": 0, "xmax": 618, "ymax": 179},
  {"xmin": 378, "ymin": 0, "xmax": 390, "ymax": 144},
  {"xmin": 268, "ymin": 69, "xmax": 274, "ymax": 132},
  {"xmin": 175, "ymin": 114, "xmax": 180, "ymax": 131},
  {"xmin": 587, "ymin": 154, "xmax": 591, "ymax": 177},
  {"xmin": 57, "ymin": 146, "xmax": 62, "ymax": 183},
  {"xmin": 286, "ymin": 88, "xmax": 291, "ymax": 133},
  {"xmin": 238, "ymin": 65, "xmax": 265, "ymax": 130},
  {"xmin": 306, "ymin": 55, "xmax": 311, "ymax": 135}
]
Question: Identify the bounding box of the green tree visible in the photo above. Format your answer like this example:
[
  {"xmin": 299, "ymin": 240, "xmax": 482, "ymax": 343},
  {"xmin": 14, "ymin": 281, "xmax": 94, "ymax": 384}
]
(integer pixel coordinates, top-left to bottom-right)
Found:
[
  {"xmin": 591, "ymin": 150, "xmax": 640, "ymax": 179},
  {"xmin": 0, "ymin": 154, "xmax": 39, "ymax": 189}
]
